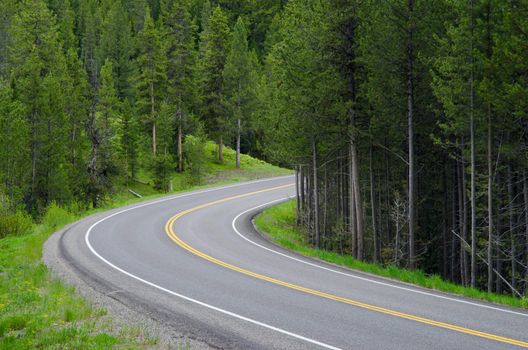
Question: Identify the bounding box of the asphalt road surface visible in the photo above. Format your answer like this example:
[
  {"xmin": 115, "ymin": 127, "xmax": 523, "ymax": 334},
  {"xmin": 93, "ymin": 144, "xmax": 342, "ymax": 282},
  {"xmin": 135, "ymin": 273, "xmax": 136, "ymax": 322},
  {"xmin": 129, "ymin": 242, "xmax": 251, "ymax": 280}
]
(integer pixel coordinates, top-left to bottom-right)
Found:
[{"xmin": 50, "ymin": 176, "xmax": 528, "ymax": 349}]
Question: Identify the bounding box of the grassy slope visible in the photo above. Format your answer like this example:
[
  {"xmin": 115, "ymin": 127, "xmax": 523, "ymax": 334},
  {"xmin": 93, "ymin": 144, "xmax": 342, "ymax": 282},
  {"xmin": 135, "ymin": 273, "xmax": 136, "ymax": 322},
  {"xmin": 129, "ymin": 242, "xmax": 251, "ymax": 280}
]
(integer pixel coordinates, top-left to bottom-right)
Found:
[
  {"xmin": 0, "ymin": 145, "xmax": 290, "ymax": 350},
  {"xmin": 254, "ymin": 200, "xmax": 528, "ymax": 310},
  {"xmin": 115, "ymin": 142, "xmax": 290, "ymax": 202}
]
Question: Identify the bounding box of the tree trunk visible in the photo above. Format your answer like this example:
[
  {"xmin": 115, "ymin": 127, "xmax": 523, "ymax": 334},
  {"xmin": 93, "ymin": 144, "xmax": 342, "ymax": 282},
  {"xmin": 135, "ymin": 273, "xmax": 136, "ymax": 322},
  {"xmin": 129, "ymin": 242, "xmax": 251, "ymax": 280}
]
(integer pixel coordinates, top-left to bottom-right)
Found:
[
  {"xmin": 507, "ymin": 163, "xmax": 516, "ymax": 293},
  {"xmin": 349, "ymin": 145, "xmax": 357, "ymax": 258},
  {"xmin": 385, "ymin": 139, "xmax": 391, "ymax": 243},
  {"xmin": 351, "ymin": 137, "xmax": 364, "ymax": 260},
  {"xmin": 442, "ymin": 160, "xmax": 448, "ymax": 279},
  {"xmin": 323, "ymin": 164, "xmax": 327, "ymax": 249},
  {"xmin": 177, "ymin": 108, "xmax": 183, "ymax": 172},
  {"xmin": 495, "ymin": 192, "xmax": 503, "ymax": 295},
  {"xmin": 370, "ymin": 143, "xmax": 379, "ymax": 263},
  {"xmin": 524, "ymin": 173, "xmax": 528, "ymax": 295},
  {"xmin": 236, "ymin": 118, "xmax": 241, "ymax": 169},
  {"xmin": 457, "ymin": 146, "xmax": 468, "ymax": 286},
  {"xmin": 451, "ymin": 168, "xmax": 458, "ymax": 282},
  {"xmin": 487, "ymin": 105, "xmax": 493, "ymax": 293},
  {"xmin": 299, "ymin": 166, "xmax": 305, "ymax": 225},
  {"xmin": 395, "ymin": 203, "xmax": 400, "ymax": 264},
  {"xmin": 296, "ymin": 166, "xmax": 301, "ymax": 225},
  {"xmin": 312, "ymin": 138, "xmax": 320, "ymax": 249},
  {"xmin": 406, "ymin": 0, "xmax": 416, "ymax": 268},
  {"xmin": 469, "ymin": 0, "xmax": 477, "ymax": 290},
  {"xmin": 151, "ymin": 82, "xmax": 156, "ymax": 155}
]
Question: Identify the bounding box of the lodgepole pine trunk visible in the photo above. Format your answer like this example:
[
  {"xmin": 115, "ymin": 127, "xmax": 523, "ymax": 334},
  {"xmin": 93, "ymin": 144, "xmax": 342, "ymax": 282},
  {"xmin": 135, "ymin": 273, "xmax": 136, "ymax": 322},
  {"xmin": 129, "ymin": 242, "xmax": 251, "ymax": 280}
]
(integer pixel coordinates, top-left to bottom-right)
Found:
[
  {"xmin": 524, "ymin": 173, "xmax": 528, "ymax": 295},
  {"xmin": 312, "ymin": 139, "xmax": 320, "ymax": 248},
  {"xmin": 177, "ymin": 107, "xmax": 183, "ymax": 172},
  {"xmin": 349, "ymin": 146, "xmax": 357, "ymax": 258},
  {"xmin": 442, "ymin": 160, "xmax": 448, "ymax": 279},
  {"xmin": 370, "ymin": 143, "xmax": 379, "ymax": 262},
  {"xmin": 151, "ymin": 82, "xmax": 156, "ymax": 155},
  {"xmin": 487, "ymin": 105, "xmax": 493, "ymax": 293},
  {"xmin": 236, "ymin": 118, "xmax": 241, "ymax": 169},
  {"xmin": 469, "ymin": 0, "xmax": 477, "ymax": 289},
  {"xmin": 507, "ymin": 164, "xmax": 516, "ymax": 293},
  {"xmin": 407, "ymin": 0, "xmax": 416, "ymax": 268}
]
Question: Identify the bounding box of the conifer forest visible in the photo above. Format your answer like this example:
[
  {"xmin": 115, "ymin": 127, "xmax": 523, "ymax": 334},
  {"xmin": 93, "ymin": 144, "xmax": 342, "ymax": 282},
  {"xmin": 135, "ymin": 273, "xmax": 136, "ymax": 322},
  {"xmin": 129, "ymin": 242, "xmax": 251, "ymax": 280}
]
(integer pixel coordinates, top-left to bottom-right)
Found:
[{"xmin": 1, "ymin": 0, "xmax": 528, "ymax": 298}]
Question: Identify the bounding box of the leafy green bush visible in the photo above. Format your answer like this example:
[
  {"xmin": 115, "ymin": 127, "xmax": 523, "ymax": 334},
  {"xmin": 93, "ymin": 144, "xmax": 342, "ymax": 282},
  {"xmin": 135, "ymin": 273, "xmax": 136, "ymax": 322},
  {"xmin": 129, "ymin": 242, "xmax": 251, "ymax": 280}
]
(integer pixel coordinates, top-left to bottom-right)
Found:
[
  {"xmin": 0, "ymin": 210, "xmax": 34, "ymax": 238},
  {"xmin": 41, "ymin": 202, "xmax": 75, "ymax": 229}
]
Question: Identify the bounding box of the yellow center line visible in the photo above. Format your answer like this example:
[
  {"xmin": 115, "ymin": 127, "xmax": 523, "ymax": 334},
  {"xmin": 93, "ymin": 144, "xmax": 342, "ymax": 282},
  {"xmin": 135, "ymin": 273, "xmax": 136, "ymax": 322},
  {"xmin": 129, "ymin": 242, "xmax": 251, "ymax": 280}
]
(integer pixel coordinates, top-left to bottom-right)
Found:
[{"xmin": 164, "ymin": 184, "xmax": 528, "ymax": 348}]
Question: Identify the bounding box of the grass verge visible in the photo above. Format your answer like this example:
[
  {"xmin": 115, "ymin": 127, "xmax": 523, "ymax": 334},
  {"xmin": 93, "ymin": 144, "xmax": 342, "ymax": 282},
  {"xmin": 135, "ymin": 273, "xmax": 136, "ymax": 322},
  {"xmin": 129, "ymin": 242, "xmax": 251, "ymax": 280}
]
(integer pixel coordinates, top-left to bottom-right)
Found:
[
  {"xmin": 254, "ymin": 200, "xmax": 528, "ymax": 310},
  {"xmin": 0, "ymin": 205, "xmax": 159, "ymax": 349},
  {"xmin": 0, "ymin": 147, "xmax": 290, "ymax": 349}
]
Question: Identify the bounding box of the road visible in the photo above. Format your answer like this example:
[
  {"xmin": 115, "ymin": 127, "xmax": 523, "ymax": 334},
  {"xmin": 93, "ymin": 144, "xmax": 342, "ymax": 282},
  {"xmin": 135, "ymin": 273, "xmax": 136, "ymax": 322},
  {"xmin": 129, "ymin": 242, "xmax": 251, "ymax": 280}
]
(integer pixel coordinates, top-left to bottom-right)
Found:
[{"xmin": 49, "ymin": 176, "xmax": 528, "ymax": 349}]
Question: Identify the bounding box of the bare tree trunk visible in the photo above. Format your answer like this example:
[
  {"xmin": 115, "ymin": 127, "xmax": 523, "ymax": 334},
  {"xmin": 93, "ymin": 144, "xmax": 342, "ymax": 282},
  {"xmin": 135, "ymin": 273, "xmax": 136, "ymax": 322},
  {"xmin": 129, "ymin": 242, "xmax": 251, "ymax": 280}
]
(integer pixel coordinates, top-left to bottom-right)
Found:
[
  {"xmin": 236, "ymin": 118, "xmax": 241, "ymax": 169},
  {"xmin": 370, "ymin": 143, "xmax": 379, "ymax": 263},
  {"xmin": 457, "ymin": 147, "xmax": 468, "ymax": 286},
  {"xmin": 351, "ymin": 138, "xmax": 364, "ymax": 260},
  {"xmin": 296, "ymin": 166, "xmax": 301, "ymax": 224},
  {"xmin": 469, "ymin": 0, "xmax": 477, "ymax": 290},
  {"xmin": 177, "ymin": 108, "xmax": 183, "ymax": 172},
  {"xmin": 507, "ymin": 163, "xmax": 516, "ymax": 293},
  {"xmin": 349, "ymin": 146, "xmax": 357, "ymax": 258},
  {"xmin": 462, "ymin": 141, "xmax": 469, "ymax": 286},
  {"xmin": 487, "ymin": 105, "xmax": 493, "ymax": 293},
  {"xmin": 524, "ymin": 172, "xmax": 528, "ymax": 295},
  {"xmin": 496, "ymin": 192, "xmax": 503, "ymax": 295},
  {"xmin": 323, "ymin": 164, "xmax": 327, "ymax": 249},
  {"xmin": 312, "ymin": 139, "xmax": 320, "ymax": 249},
  {"xmin": 395, "ymin": 208, "xmax": 400, "ymax": 264},
  {"xmin": 385, "ymin": 139, "xmax": 391, "ymax": 243},
  {"xmin": 299, "ymin": 166, "xmax": 305, "ymax": 225},
  {"xmin": 451, "ymin": 169, "xmax": 458, "ymax": 282},
  {"xmin": 150, "ymin": 82, "xmax": 156, "ymax": 155},
  {"xmin": 442, "ymin": 160, "xmax": 448, "ymax": 279},
  {"xmin": 406, "ymin": 0, "xmax": 416, "ymax": 268}
]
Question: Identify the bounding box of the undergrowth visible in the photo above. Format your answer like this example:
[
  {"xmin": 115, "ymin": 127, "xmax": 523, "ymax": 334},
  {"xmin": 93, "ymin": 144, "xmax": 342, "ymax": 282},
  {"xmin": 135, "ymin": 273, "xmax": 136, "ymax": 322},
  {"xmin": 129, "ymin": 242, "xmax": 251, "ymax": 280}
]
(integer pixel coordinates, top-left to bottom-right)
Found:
[{"xmin": 254, "ymin": 200, "xmax": 528, "ymax": 310}]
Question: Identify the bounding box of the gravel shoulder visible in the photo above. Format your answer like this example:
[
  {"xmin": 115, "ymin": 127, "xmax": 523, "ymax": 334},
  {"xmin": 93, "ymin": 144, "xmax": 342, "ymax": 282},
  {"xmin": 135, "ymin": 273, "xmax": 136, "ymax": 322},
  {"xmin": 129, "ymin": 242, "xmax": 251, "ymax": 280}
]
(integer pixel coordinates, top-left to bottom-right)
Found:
[{"xmin": 43, "ymin": 217, "xmax": 215, "ymax": 350}]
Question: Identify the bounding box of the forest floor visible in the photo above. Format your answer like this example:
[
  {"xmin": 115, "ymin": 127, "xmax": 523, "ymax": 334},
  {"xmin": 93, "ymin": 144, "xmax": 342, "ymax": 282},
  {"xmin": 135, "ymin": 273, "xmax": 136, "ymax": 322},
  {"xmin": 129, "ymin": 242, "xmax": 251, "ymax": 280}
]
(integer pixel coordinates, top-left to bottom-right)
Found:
[
  {"xmin": 0, "ymin": 145, "xmax": 290, "ymax": 350},
  {"xmin": 254, "ymin": 200, "xmax": 528, "ymax": 310}
]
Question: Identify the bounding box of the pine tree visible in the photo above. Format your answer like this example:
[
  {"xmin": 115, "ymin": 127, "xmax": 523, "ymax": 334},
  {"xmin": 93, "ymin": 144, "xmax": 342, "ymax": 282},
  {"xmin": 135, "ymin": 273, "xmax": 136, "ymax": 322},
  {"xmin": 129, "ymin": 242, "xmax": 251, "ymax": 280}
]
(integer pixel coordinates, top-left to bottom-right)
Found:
[
  {"xmin": 98, "ymin": 0, "xmax": 135, "ymax": 100},
  {"xmin": 9, "ymin": 0, "xmax": 71, "ymax": 212},
  {"xmin": 0, "ymin": 79, "xmax": 28, "ymax": 207},
  {"xmin": 86, "ymin": 59, "xmax": 121, "ymax": 206},
  {"xmin": 161, "ymin": 0, "xmax": 197, "ymax": 172},
  {"xmin": 199, "ymin": 6, "xmax": 230, "ymax": 162},
  {"xmin": 223, "ymin": 17, "xmax": 257, "ymax": 168},
  {"xmin": 136, "ymin": 6, "xmax": 168, "ymax": 156}
]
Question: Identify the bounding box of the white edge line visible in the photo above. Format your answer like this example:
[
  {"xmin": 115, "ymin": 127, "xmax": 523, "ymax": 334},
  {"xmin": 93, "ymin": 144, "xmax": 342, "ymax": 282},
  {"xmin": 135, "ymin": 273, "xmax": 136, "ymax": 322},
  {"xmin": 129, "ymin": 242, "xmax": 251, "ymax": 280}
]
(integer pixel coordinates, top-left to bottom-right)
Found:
[
  {"xmin": 83, "ymin": 177, "xmax": 342, "ymax": 350},
  {"xmin": 232, "ymin": 197, "xmax": 528, "ymax": 318}
]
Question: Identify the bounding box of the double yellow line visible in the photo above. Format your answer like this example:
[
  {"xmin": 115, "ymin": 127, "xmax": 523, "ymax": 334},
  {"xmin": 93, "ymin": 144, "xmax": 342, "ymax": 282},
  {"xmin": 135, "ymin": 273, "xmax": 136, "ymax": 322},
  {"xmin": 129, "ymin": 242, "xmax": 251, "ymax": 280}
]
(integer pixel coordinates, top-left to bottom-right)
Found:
[{"xmin": 164, "ymin": 184, "xmax": 528, "ymax": 348}]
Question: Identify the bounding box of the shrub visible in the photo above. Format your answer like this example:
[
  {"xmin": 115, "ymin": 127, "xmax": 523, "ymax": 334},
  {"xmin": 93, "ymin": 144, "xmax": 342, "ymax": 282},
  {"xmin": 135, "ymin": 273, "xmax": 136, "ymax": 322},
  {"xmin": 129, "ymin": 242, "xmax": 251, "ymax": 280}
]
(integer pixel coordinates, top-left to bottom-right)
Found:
[
  {"xmin": 41, "ymin": 202, "xmax": 75, "ymax": 229},
  {"xmin": 0, "ymin": 210, "xmax": 34, "ymax": 238}
]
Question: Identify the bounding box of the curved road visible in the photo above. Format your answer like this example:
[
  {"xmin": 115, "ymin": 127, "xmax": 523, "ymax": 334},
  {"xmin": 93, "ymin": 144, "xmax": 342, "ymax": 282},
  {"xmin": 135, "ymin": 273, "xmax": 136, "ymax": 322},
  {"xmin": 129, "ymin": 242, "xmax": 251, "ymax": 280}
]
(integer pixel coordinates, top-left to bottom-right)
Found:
[{"xmin": 49, "ymin": 176, "xmax": 528, "ymax": 349}]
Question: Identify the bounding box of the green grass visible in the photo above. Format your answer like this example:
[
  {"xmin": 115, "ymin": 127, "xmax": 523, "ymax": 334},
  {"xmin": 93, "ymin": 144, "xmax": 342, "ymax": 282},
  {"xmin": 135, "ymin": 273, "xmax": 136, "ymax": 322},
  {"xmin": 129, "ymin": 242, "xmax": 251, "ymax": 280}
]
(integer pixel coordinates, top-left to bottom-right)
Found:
[
  {"xmin": 0, "ymin": 145, "xmax": 291, "ymax": 349},
  {"xmin": 254, "ymin": 200, "xmax": 528, "ymax": 310},
  {"xmin": 0, "ymin": 210, "xmax": 146, "ymax": 349},
  {"xmin": 114, "ymin": 141, "xmax": 291, "ymax": 202}
]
